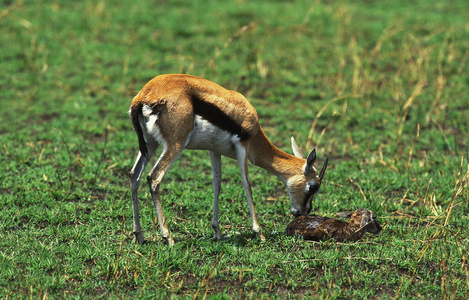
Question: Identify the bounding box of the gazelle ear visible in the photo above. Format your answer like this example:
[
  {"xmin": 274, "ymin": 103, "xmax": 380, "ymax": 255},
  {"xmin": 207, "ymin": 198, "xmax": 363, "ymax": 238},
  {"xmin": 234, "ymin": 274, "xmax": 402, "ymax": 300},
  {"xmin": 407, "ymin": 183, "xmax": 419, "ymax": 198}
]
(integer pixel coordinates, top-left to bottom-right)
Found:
[
  {"xmin": 336, "ymin": 211, "xmax": 353, "ymax": 219},
  {"xmin": 305, "ymin": 148, "xmax": 316, "ymax": 174},
  {"xmin": 291, "ymin": 137, "xmax": 305, "ymax": 159},
  {"xmin": 319, "ymin": 156, "xmax": 329, "ymax": 180}
]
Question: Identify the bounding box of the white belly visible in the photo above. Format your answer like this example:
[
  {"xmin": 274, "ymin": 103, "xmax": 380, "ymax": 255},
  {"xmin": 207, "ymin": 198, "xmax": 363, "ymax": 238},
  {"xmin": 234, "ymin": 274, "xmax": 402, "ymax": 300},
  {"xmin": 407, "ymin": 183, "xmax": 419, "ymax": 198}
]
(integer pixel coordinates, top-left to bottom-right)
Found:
[{"xmin": 185, "ymin": 116, "xmax": 239, "ymax": 158}]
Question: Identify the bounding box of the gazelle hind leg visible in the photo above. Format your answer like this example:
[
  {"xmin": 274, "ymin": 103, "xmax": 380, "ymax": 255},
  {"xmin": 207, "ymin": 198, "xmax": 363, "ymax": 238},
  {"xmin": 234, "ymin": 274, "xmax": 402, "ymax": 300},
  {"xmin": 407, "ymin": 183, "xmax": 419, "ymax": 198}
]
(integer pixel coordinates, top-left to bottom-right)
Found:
[
  {"xmin": 130, "ymin": 146, "xmax": 157, "ymax": 244},
  {"xmin": 209, "ymin": 151, "xmax": 223, "ymax": 240},
  {"xmin": 147, "ymin": 145, "xmax": 185, "ymax": 246},
  {"xmin": 234, "ymin": 142, "xmax": 265, "ymax": 241}
]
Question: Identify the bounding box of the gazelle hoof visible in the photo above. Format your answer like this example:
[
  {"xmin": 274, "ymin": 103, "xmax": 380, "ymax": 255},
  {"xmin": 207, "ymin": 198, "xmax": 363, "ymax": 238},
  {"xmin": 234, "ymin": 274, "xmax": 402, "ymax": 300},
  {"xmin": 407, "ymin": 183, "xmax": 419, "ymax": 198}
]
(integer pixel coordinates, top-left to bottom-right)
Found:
[
  {"xmin": 163, "ymin": 235, "xmax": 175, "ymax": 246},
  {"xmin": 134, "ymin": 232, "xmax": 145, "ymax": 245},
  {"xmin": 212, "ymin": 229, "xmax": 223, "ymax": 241},
  {"xmin": 258, "ymin": 232, "xmax": 266, "ymax": 242}
]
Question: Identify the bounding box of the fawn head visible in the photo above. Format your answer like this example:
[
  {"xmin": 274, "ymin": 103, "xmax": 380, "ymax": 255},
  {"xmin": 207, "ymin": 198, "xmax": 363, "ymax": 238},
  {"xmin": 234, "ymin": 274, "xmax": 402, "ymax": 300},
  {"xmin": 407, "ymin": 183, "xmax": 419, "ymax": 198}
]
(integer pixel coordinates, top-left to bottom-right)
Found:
[{"xmin": 337, "ymin": 209, "xmax": 382, "ymax": 234}]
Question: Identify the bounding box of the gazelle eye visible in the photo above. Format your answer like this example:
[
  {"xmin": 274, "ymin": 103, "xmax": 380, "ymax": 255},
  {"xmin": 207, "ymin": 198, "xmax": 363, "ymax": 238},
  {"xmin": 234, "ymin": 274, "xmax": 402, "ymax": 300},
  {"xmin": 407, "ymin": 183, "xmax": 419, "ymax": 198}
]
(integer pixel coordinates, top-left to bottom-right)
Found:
[
  {"xmin": 305, "ymin": 180, "xmax": 320, "ymax": 195},
  {"xmin": 309, "ymin": 184, "xmax": 319, "ymax": 194}
]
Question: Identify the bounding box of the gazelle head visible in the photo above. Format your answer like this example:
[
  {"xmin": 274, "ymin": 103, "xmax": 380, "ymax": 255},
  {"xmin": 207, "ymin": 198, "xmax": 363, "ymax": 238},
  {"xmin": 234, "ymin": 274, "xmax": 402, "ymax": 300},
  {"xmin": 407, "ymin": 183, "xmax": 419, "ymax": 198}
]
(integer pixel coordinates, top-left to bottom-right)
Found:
[
  {"xmin": 336, "ymin": 209, "xmax": 382, "ymax": 234},
  {"xmin": 288, "ymin": 137, "xmax": 329, "ymax": 217}
]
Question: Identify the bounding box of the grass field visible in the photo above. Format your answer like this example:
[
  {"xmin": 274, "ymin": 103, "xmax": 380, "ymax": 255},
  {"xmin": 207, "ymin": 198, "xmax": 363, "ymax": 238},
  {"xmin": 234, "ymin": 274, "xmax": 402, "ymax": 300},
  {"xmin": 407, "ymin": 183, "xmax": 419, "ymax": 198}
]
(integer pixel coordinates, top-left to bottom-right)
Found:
[{"xmin": 1, "ymin": 0, "xmax": 469, "ymax": 298}]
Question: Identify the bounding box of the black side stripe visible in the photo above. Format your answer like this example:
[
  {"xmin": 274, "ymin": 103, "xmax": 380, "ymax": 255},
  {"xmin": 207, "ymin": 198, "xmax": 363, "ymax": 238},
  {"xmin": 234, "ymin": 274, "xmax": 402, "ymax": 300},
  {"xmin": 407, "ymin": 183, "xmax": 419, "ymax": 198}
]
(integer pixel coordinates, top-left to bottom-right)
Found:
[{"xmin": 190, "ymin": 93, "xmax": 250, "ymax": 141}]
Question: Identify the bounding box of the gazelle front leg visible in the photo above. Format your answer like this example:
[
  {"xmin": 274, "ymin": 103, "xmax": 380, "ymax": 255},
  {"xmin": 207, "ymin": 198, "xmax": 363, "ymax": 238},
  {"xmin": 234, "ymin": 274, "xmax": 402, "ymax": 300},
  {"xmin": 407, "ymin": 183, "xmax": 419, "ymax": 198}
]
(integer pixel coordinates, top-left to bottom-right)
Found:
[
  {"xmin": 235, "ymin": 141, "xmax": 266, "ymax": 241},
  {"xmin": 209, "ymin": 151, "xmax": 223, "ymax": 240}
]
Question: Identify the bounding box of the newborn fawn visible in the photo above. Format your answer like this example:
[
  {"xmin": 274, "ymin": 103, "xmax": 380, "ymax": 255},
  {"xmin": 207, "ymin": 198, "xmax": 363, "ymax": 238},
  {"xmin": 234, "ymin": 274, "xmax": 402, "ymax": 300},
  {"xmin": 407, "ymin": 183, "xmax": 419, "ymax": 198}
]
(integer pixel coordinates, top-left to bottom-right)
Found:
[{"xmin": 285, "ymin": 209, "xmax": 382, "ymax": 242}]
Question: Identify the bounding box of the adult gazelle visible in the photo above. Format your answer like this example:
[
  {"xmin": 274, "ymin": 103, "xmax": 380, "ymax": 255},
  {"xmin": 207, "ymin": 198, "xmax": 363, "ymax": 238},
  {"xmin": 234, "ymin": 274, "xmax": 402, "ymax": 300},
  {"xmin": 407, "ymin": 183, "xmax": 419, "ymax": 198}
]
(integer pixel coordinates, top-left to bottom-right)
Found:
[{"xmin": 129, "ymin": 74, "xmax": 328, "ymax": 245}]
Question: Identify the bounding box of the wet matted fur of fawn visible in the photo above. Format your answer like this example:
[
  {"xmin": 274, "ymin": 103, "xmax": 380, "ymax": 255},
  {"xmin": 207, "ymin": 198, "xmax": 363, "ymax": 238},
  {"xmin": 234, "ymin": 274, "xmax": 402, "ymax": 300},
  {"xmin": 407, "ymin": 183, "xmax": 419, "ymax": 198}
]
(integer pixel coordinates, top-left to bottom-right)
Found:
[{"xmin": 285, "ymin": 209, "xmax": 382, "ymax": 242}]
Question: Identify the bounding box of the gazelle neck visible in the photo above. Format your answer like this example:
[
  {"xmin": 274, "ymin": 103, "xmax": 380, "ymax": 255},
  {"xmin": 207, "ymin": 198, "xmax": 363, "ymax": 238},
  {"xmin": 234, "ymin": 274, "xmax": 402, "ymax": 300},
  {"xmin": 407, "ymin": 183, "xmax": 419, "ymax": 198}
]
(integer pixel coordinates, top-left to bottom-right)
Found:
[{"xmin": 248, "ymin": 128, "xmax": 305, "ymax": 183}]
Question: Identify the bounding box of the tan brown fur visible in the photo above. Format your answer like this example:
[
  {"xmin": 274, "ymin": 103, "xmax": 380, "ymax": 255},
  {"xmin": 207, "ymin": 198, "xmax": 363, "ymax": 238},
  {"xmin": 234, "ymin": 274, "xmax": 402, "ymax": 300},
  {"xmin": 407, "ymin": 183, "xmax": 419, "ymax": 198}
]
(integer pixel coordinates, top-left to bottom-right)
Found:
[{"xmin": 131, "ymin": 75, "xmax": 259, "ymax": 135}]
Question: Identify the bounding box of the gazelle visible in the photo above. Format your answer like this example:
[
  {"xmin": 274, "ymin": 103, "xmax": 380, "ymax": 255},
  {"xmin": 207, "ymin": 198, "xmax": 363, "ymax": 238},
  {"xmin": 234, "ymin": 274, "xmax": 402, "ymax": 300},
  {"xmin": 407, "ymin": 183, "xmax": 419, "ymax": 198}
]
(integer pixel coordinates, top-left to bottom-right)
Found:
[
  {"xmin": 285, "ymin": 209, "xmax": 382, "ymax": 242},
  {"xmin": 129, "ymin": 74, "xmax": 328, "ymax": 245}
]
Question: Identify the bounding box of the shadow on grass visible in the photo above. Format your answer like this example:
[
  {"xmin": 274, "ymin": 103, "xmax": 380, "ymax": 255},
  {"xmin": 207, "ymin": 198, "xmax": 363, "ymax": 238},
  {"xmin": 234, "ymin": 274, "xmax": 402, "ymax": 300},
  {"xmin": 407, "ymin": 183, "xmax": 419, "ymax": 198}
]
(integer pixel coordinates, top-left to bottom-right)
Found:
[{"xmin": 136, "ymin": 230, "xmax": 288, "ymax": 248}]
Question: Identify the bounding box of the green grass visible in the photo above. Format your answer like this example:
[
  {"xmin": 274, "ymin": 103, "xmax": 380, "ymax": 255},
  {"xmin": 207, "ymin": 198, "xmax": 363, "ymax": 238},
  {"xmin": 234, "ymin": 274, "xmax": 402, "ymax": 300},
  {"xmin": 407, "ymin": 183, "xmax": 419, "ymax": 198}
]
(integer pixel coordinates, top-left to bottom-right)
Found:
[{"xmin": 1, "ymin": 0, "xmax": 468, "ymax": 298}]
